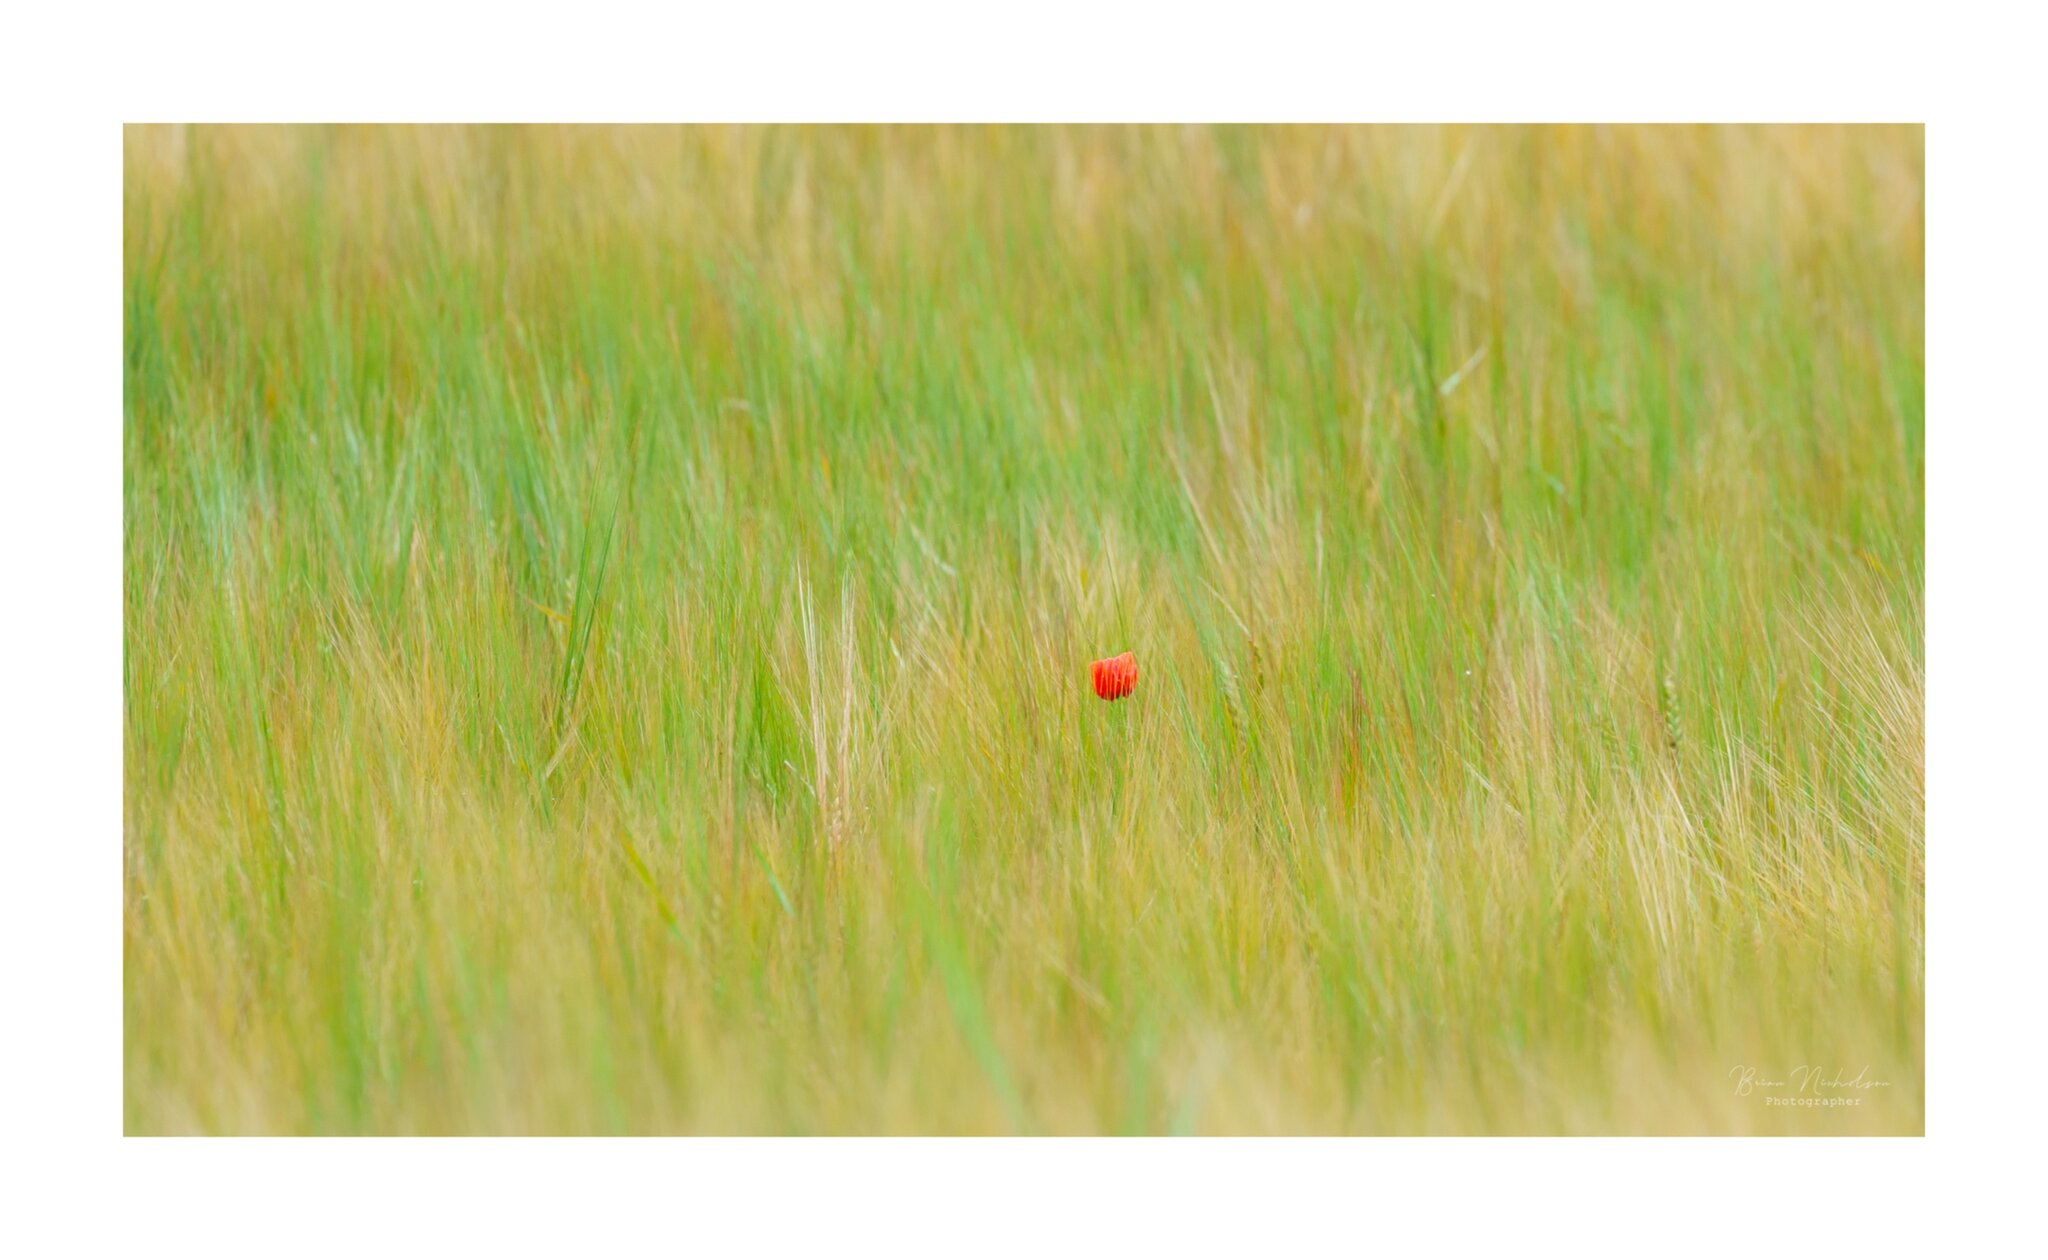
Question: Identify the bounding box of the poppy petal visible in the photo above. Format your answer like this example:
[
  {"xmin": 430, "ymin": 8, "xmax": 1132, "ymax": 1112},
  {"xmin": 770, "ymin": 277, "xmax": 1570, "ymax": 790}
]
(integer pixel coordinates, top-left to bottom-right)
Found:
[{"xmin": 1089, "ymin": 651, "xmax": 1137, "ymax": 701}]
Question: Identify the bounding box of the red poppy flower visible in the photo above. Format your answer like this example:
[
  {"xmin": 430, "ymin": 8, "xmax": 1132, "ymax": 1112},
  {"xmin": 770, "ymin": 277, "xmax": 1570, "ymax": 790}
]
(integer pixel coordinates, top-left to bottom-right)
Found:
[{"xmin": 1090, "ymin": 651, "xmax": 1137, "ymax": 701}]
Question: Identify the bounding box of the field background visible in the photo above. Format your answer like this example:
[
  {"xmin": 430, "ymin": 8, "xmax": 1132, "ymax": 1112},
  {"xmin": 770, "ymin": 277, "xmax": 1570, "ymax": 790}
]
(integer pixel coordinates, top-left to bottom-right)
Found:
[{"xmin": 123, "ymin": 125, "xmax": 1923, "ymax": 1134}]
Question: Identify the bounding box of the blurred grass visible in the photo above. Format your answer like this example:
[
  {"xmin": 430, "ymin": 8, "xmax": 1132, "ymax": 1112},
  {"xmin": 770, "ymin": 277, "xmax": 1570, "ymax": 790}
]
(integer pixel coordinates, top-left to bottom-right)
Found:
[{"xmin": 123, "ymin": 124, "xmax": 1923, "ymax": 1133}]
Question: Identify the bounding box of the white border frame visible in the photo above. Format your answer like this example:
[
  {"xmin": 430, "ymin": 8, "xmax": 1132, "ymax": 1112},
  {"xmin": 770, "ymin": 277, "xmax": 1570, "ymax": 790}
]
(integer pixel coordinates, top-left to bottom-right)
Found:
[{"xmin": 6, "ymin": 1, "xmax": 2041, "ymax": 1253}]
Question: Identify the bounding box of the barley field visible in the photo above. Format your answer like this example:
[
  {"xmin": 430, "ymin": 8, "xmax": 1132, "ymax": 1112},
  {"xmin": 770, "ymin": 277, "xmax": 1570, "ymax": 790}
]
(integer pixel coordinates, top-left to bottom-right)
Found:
[{"xmin": 123, "ymin": 125, "xmax": 1923, "ymax": 1134}]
